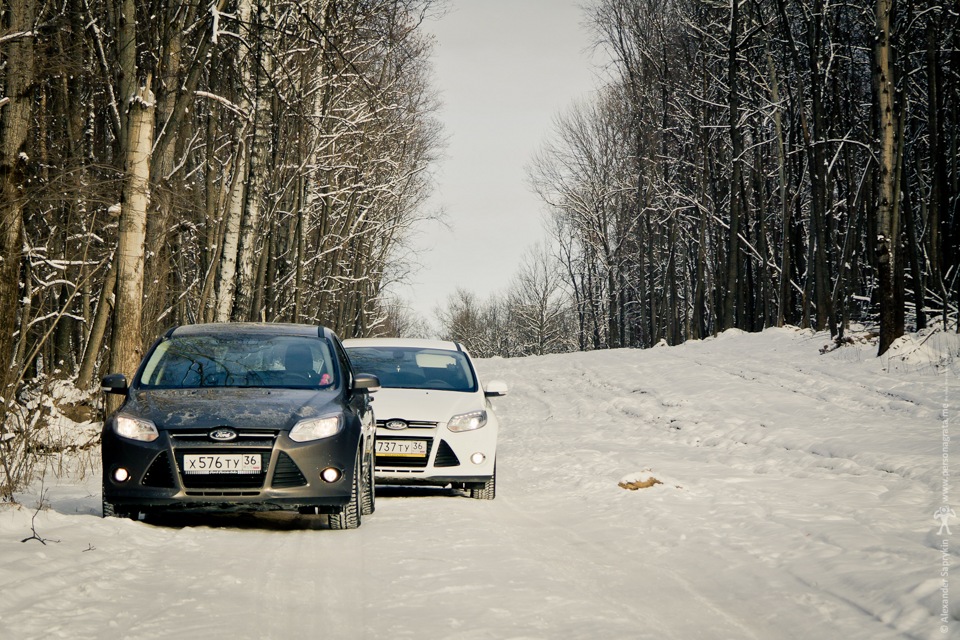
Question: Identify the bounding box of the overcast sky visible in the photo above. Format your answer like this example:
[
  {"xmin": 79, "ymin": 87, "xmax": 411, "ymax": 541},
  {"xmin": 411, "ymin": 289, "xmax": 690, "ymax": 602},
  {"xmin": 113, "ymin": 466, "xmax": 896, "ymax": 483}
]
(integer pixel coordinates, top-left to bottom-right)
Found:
[{"xmin": 399, "ymin": 0, "xmax": 602, "ymax": 322}]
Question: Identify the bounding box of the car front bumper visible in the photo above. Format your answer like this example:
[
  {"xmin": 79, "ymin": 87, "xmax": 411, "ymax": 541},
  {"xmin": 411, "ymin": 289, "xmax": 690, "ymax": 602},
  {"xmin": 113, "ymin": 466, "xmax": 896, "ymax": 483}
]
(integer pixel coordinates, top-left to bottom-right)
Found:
[
  {"xmin": 373, "ymin": 423, "xmax": 496, "ymax": 486},
  {"xmin": 102, "ymin": 426, "xmax": 360, "ymax": 513}
]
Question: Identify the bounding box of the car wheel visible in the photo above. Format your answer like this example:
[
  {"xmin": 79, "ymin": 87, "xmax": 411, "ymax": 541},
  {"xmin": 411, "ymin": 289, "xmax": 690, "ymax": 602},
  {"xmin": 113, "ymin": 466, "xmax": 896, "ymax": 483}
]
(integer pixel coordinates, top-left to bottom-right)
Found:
[
  {"xmin": 468, "ymin": 464, "xmax": 496, "ymax": 500},
  {"xmin": 329, "ymin": 455, "xmax": 362, "ymax": 530},
  {"xmin": 360, "ymin": 450, "xmax": 375, "ymax": 516}
]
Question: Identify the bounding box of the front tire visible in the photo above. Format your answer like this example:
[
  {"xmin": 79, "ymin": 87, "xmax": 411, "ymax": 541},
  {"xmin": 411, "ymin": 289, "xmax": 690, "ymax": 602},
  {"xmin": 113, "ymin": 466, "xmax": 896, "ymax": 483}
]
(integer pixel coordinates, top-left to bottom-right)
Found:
[
  {"xmin": 360, "ymin": 450, "xmax": 375, "ymax": 516},
  {"xmin": 468, "ymin": 465, "xmax": 496, "ymax": 500},
  {"xmin": 329, "ymin": 456, "xmax": 363, "ymax": 530}
]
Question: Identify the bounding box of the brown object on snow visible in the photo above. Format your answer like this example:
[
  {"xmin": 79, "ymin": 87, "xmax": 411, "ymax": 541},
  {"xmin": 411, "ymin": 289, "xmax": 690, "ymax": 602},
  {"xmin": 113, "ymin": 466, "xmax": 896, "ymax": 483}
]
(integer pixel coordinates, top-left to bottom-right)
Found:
[{"xmin": 618, "ymin": 477, "xmax": 663, "ymax": 490}]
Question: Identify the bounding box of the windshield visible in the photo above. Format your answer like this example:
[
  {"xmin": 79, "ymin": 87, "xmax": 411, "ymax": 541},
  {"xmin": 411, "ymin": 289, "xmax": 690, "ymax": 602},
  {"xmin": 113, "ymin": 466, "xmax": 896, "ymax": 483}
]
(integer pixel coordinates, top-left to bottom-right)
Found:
[
  {"xmin": 138, "ymin": 334, "xmax": 337, "ymax": 390},
  {"xmin": 346, "ymin": 346, "xmax": 477, "ymax": 392}
]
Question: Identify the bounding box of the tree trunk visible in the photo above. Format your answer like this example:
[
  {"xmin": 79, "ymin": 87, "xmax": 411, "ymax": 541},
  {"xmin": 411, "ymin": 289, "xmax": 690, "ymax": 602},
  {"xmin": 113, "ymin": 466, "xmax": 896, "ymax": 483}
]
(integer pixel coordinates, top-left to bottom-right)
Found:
[
  {"xmin": 0, "ymin": 0, "xmax": 36, "ymax": 413},
  {"xmin": 141, "ymin": 19, "xmax": 182, "ymax": 341},
  {"xmin": 875, "ymin": 0, "xmax": 902, "ymax": 355},
  {"xmin": 199, "ymin": 104, "xmax": 223, "ymax": 323},
  {"xmin": 809, "ymin": 0, "xmax": 834, "ymax": 335},
  {"xmin": 768, "ymin": 44, "xmax": 791, "ymax": 328},
  {"xmin": 117, "ymin": 0, "xmax": 137, "ymax": 154},
  {"xmin": 214, "ymin": 143, "xmax": 247, "ymax": 322},
  {"xmin": 925, "ymin": 20, "xmax": 947, "ymax": 326},
  {"xmin": 232, "ymin": 0, "xmax": 274, "ymax": 321},
  {"xmin": 903, "ymin": 175, "xmax": 925, "ymax": 330},
  {"xmin": 723, "ymin": 0, "xmax": 742, "ymax": 331},
  {"xmin": 109, "ymin": 83, "xmax": 156, "ymax": 384},
  {"xmin": 77, "ymin": 256, "xmax": 117, "ymax": 389}
]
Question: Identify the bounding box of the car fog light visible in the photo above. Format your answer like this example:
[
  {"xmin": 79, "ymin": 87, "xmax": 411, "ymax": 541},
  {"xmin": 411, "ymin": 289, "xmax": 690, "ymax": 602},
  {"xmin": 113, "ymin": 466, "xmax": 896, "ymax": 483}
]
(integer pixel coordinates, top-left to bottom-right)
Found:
[
  {"xmin": 321, "ymin": 467, "xmax": 342, "ymax": 483},
  {"xmin": 470, "ymin": 452, "xmax": 486, "ymax": 465},
  {"xmin": 113, "ymin": 467, "xmax": 130, "ymax": 483}
]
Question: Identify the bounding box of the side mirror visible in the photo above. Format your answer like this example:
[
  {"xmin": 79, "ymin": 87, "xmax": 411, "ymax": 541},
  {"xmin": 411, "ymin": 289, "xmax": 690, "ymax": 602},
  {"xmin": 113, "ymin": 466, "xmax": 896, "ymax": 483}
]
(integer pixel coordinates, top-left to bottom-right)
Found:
[
  {"xmin": 101, "ymin": 373, "xmax": 129, "ymax": 395},
  {"xmin": 484, "ymin": 380, "xmax": 508, "ymax": 398},
  {"xmin": 354, "ymin": 373, "xmax": 381, "ymax": 393}
]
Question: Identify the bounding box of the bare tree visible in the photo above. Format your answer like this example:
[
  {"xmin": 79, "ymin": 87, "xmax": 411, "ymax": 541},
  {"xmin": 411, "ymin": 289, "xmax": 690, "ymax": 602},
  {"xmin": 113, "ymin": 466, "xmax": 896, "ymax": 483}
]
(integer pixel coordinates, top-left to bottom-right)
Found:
[
  {"xmin": 0, "ymin": 0, "xmax": 37, "ymax": 416},
  {"xmin": 508, "ymin": 245, "xmax": 575, "ymax": 356},
  {"xmin": 874, "ymin": 0, "xmax": 902, "ymax": 354}
]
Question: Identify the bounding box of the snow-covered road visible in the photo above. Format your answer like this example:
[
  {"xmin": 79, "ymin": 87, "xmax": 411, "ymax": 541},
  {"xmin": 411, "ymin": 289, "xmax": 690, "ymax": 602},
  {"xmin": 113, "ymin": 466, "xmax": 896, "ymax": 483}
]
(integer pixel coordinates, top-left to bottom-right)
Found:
[{"xmin": 1, "ymin": 327, "xmax": 956, "ymax": 639}]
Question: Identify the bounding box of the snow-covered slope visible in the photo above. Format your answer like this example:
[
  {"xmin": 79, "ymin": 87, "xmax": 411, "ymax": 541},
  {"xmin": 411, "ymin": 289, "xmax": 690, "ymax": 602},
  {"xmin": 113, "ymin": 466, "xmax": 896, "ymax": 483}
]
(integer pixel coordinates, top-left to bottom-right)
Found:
[{"xmin": 1, "ymin": 327, "xmax": 956, "ymax": 639}]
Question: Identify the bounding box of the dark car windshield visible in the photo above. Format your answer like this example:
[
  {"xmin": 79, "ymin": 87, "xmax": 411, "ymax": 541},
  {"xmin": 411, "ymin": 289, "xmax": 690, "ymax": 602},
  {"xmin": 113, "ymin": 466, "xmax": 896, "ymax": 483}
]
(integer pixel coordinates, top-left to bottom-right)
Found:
[
  {"xmin": 138, "ymin": 334, "xmax": 337, "ymax": 390},
  {"xmin": 346, "ymin": 346, "xmax": 476, "ymax": 392}
]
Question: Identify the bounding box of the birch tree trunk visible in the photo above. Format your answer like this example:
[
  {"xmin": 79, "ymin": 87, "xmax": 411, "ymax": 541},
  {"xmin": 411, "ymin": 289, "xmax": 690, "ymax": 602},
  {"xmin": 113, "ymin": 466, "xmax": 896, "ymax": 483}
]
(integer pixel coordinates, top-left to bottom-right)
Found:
[
  {"xmin": 109, "ymin": 83, "xmax": 156, "ymax": 382},
  {"xmin": 232, "ymin": 0, "xmax": 274, "ymax": 322},
  {"xmin": 214, "ymin": 147, "xmax": 246, "ymax": 322},
  {"xmin": 875, "ymin": 0, "xmax": 902, "ymax": 355}
]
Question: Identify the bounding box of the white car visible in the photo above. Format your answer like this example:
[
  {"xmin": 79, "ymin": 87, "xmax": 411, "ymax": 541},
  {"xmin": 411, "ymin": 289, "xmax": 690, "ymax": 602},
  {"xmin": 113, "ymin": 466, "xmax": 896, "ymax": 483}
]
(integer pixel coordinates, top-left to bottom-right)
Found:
[{"xmin": 343, "ymin": 338, "xmax": 507, "ymax": 499}]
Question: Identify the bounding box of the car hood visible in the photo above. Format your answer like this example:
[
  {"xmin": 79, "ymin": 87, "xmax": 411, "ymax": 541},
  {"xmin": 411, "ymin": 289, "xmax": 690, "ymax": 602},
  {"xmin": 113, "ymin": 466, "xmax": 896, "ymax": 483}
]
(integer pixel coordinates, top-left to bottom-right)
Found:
[
  {"xmin": 123, "ymin": 388, "xmax": 342, "ymax": 431},
  {"xmin": 371, "ymin": 388, "xmax": 484, "ymax": 426}
]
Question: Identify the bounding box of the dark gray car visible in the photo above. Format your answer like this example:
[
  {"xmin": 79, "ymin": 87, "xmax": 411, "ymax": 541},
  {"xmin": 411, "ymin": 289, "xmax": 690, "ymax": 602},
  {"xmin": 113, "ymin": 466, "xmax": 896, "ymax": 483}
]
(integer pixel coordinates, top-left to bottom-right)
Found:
[{"xmin": 100, "ymin": 323, "xmax": 379, "ymax": 528}]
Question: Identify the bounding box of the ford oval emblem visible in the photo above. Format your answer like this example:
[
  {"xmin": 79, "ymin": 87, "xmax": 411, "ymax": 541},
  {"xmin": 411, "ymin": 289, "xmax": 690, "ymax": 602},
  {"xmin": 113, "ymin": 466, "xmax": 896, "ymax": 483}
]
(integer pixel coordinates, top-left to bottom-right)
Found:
[
  {"xmin": 384, "ymin": 419, "xmax": 408, "ymax": 430},
  {"xmin": 209, "ymin": 428, "xmax": 237, "ymax": 442}
]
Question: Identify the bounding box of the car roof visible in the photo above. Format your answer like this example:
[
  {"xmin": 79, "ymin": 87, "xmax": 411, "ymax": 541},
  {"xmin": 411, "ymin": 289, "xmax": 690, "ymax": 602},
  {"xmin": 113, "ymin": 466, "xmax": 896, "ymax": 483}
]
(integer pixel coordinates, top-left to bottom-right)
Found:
[
  {"xmin": 168, "ymin": 323, "xmax": 332, "ymax": 339},
  {"xmin": 342, "ymin": 337, "xmax": 464, "ymax": 353}
]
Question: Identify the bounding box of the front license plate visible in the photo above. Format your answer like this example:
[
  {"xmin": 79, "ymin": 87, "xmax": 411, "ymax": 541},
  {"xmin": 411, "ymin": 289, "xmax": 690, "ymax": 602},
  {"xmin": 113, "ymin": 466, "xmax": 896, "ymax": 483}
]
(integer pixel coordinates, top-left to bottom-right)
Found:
[
  {"xmin": 376, "ymin": 439, "xmax": 428, "ymax": 458},
  {"xmin": 183, "ymin": 453, "xmax": 262, "ymax": 474}
]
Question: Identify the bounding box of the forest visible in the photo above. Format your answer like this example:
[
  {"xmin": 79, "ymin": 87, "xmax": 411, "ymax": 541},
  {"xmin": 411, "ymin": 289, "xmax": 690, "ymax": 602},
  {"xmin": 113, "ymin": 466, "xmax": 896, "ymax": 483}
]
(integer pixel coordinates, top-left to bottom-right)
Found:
[
  {"xmin": 1, "ymin": 0, "xmax": 958, "ymax": 493},
  {"xmin": 442, "ymin": 0, "xmax": 960, "ymax": 360},
  {"xmin": 0, "ymin": 0, "xmax": 442, "ymax": 494}
]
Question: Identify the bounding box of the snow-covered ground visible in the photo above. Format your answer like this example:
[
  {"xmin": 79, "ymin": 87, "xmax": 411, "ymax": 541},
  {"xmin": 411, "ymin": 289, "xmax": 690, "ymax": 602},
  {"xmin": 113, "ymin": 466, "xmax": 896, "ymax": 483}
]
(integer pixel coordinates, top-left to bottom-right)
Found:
[{"xmin": 1, "ymin": 327, "xmax": 957, "ymax": 639}]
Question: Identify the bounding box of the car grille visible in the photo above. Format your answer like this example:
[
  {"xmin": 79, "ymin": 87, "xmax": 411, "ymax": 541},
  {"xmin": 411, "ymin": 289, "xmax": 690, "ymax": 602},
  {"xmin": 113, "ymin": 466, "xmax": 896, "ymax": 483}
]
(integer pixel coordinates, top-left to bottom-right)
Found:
[
  {"xmin": 184, "ymin": 490, "xmax": 261, "ymax": 497},
  {"xmin": 376, "ymin": 419, "xmax": 438, "ymax": 429},
  {"xmin": 169, "ymin": 430, "xmax": 278, "ymax": 447},
  {"xmin": 168, "ymin": 429, "xmax": 278, "ymax": 490}
]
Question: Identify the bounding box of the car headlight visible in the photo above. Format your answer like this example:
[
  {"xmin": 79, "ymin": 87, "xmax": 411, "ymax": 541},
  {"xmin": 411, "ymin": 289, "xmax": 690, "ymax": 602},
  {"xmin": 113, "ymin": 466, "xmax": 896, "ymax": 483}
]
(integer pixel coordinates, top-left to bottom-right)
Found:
[
  {"xmin": 115, "ymin": 415, "xmax": 159, "ymax": 442},
  {"xmin": 290, "ymin": 415, "xmax": 342, "ymax": 442},
  {"xmin": 447, "ymin": 410, "xmax": 487, "ymax": 432}
]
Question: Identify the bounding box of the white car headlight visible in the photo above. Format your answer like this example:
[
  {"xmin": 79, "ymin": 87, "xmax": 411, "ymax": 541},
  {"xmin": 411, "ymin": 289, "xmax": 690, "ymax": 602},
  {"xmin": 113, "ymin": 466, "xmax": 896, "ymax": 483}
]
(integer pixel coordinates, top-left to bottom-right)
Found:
[
  {"xmin": 290, "ymin": 415, "xmax": 342, "ymax": 442},
  {"xmin": 115, "ymin": 415, "xmax": 159, "ymax": 442},
  {"xmin": 447, "ymin": 410, "xmax": 487, "ymax": 433}
]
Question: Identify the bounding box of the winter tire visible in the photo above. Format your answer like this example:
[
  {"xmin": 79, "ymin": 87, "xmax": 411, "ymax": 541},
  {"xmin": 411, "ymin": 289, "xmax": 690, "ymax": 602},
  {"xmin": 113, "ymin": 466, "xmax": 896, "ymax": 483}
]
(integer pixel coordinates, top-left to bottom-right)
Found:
[
  {"xmin": 360, "ymin": 450, "xmax": 375, "ymax": 516},
  {"xmin": 329, "ymin": 455, "xmax": 363, "ymax": 530},
  {"xmin": 468, "ymin": 464, "xmax": 496, "ymax": 500}
]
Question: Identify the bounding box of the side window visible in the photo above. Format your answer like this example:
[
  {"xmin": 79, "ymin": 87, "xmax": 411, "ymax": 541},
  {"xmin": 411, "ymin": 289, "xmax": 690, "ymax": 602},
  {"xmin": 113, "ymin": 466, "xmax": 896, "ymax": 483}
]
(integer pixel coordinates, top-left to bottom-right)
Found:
[{"xmin": 333, "ymin": 339, "xmax": 354, "ymax": 389}]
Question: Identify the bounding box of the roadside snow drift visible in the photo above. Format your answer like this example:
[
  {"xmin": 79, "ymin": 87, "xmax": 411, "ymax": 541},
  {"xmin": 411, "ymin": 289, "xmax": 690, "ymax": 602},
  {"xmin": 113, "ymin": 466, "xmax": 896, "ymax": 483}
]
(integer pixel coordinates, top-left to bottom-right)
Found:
[{"xmin": 1, "ymin": 327, "xmax": 956, "ymax": 639}]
